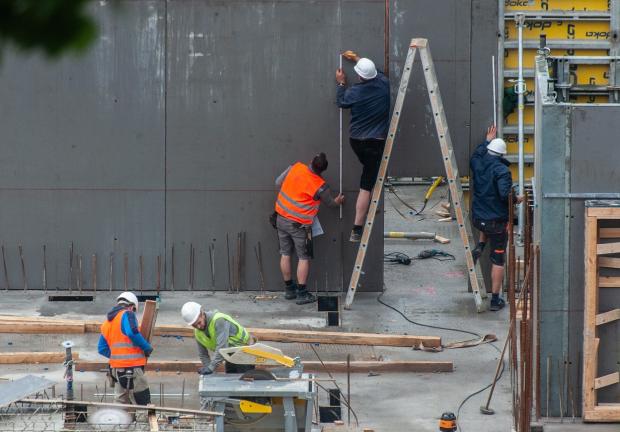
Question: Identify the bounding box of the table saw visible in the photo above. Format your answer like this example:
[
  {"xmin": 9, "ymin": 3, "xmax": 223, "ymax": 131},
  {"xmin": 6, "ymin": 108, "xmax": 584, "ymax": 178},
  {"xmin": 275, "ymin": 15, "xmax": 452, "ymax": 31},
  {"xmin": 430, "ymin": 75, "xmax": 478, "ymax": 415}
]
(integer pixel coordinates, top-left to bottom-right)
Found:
[{"xmin": 198, "ymin": 343, "xmax": 319, "ymax": 432}]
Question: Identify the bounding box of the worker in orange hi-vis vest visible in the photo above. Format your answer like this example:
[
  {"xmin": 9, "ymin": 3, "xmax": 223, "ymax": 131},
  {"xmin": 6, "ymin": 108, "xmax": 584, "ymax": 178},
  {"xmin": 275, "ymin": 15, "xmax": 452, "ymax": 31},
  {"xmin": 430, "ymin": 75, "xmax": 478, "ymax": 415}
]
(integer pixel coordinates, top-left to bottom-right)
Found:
[
  {"xmin": 273, "ymin": 153, "xmax": 344, "ymax": 304},
  {"xmin": 98, "ymin": 291, "xmax": 153, "ymax": 410}
]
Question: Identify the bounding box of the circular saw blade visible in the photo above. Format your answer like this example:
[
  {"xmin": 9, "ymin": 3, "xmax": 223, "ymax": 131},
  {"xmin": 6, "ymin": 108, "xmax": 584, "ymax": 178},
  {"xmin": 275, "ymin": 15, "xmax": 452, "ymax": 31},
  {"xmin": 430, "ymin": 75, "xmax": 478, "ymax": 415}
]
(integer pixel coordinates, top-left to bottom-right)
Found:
[
  {"xmin": 89, "ymin": 408, "xmax": 132, "ymax": 430},
  {"xmin": 239, "ymin": 369, "xmax": 277, "ymax": 381}
]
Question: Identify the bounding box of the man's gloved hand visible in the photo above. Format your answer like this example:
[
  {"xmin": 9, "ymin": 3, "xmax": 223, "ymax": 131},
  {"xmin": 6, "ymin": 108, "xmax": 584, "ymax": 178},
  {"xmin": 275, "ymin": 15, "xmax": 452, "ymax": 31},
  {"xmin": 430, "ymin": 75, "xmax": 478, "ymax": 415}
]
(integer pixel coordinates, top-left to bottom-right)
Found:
[
  {"xmin": 144, "ymin": 348, "xmax": 153, "ymax": 358},
  {"xmin": 198, "ymin": 366, "xmax": 213, "ymax": 375}
]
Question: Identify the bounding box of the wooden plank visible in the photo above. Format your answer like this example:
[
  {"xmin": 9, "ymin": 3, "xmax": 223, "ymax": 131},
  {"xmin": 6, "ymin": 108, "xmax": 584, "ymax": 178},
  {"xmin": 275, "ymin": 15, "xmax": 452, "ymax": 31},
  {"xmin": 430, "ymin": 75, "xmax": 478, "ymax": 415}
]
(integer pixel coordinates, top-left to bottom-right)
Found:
[
  {"xmin": 0, "ymin": 316, "xmax": 442, "ymax": 348},
  {"xmin": 0, "ymin": 316, "xmax": 441, "ymax": 348},
  {"xmin": 74, "ymin": 360, "xmax": 453, "ymax": 374},
  {"xmin": 248, "ymin": 328, "xmax": 442, "ymax": 348},
  {"xmin": 0, "ymin": 322, "xmax": 85, "ymax": 334},
  {"xmin": 598, "ymin": 276, "xmax": 620, "ymax": 287},
  {"xmin": 596, "ymin": 309, "xmax": 620, "ymax": 326},
  {"xmin": 140, "ymin": 300, "xmax": 158, "ymax": 343},
  {"xmin": 583, "ymin": 214, "xmax": 599, "ymax": 413},
  {"xmin": 596, "ymin": 242, "xmax": 620, "ymax": 255},
  {"xmin": 0, "ymin": 352, "xmax": 80, "ymax": 364},
  {"xmin": 594, "ymin": 372, "xmax": 620, "ymax": 390},
  {"xmin": 598, "ymin": 256, "xmax": 620, "ymax": 268},
  {"xmin": 584, "ymin": 406, "xmax": 620, "ymax": 423},
  {"xmin": 587, "ymin": 207, "xmax": 620, "ymax": 218},
  {"xmin": 599, "ymin": 227, "xmax": 620, "ymax": 238}
]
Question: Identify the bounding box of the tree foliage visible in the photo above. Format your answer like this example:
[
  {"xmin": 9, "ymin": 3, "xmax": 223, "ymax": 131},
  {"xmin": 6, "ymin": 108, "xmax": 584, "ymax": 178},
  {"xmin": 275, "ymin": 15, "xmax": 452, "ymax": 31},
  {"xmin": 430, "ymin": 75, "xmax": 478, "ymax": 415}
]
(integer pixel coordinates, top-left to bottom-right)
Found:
[{"xmin": 0, "ymin": 0, "xmax": 98, "ymax": 58}]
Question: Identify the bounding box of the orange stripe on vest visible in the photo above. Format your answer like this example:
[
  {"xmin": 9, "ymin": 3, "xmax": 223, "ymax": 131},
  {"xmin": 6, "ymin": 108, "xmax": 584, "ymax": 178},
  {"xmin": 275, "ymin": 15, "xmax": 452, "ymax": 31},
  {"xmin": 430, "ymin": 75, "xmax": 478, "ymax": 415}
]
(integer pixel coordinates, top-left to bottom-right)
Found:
[
  {"xmin": 275, "ymin": 162, "xmax": 325, "ymax": 225},
  {"xmin": 101, "ymin": 309, "xmax": 146, "ymax": 368}
]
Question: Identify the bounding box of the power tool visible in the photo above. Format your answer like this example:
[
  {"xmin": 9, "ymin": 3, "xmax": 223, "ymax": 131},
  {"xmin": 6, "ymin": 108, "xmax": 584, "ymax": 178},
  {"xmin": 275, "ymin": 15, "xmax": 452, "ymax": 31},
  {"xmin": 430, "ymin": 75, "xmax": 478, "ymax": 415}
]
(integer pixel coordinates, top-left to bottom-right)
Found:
[{"xmin": 439, "ymin": 411, "xmax": 457, "ymax": 431}]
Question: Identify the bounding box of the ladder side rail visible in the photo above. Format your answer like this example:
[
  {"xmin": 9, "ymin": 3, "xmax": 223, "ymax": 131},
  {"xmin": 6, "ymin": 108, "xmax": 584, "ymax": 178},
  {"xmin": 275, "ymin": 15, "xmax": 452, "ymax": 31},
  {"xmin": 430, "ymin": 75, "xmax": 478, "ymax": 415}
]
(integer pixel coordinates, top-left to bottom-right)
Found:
[{"xmin": 343, "ymin": 43, "xmax": 418, "ymax": 309}]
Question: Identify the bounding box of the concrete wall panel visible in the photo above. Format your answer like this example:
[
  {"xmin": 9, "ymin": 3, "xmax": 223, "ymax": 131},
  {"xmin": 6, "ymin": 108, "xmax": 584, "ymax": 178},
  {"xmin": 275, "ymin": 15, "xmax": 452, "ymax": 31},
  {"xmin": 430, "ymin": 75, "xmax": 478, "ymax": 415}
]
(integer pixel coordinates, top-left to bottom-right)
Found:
[{"xmin": 569, "ymin": 105, "xmax": 620, "ymax": 404}]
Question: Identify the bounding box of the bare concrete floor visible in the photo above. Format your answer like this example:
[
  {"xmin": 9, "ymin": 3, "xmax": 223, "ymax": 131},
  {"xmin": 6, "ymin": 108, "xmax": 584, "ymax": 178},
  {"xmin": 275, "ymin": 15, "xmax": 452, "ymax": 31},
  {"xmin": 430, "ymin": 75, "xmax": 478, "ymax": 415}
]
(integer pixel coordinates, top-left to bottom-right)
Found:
[{"xmin": 0, "ymin": 185, "xmax": 611, "ymax": 431}]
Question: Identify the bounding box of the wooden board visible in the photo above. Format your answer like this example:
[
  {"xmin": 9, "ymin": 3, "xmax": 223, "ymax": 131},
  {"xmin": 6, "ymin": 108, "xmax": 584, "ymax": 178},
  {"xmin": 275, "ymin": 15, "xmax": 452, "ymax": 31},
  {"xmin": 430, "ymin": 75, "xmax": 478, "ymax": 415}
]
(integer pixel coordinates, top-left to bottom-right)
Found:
[
  {"xmin": 596, "ymin": 242, "xmax": 620, "ymax": 255},
  {"xmin": 0, "ymin": 316, "xmax": 442, "ymax": 348},
  {"xmin": 594, "ymin": 372, "xmax": 620, "ymax": 390},
  {"xmin": 598, "ymin": 257, "xmax": 620, "ymax": 268},
  {"xmin": 74, "ymin": 359, "xmax": 453, "ymax": 374},
  {"xmin": 598, "ymin": 276, "xmax": 620, "ymax": 288},
  {"xmin": 599, "ymin": 228, "xmax": 620, "ymax": 239},
  {"xmin": 0, "ymin": 352, "xmax": 80, "ymax": 364},
  {"xmin": 140, "ymin": 300, "xmax": 158, "ymax": 343},
  {"xmin": 595, "ymin": 309, "xmax": 620, "ymax": 326}
]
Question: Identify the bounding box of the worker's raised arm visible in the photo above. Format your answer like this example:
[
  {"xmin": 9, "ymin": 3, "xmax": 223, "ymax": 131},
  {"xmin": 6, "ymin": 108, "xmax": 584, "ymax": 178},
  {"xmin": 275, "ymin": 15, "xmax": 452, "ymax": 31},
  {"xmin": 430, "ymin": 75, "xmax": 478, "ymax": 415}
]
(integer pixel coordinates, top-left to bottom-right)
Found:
[{"xmin": 336, "ymin": 84, "xmax": 359, "ymax": 109}]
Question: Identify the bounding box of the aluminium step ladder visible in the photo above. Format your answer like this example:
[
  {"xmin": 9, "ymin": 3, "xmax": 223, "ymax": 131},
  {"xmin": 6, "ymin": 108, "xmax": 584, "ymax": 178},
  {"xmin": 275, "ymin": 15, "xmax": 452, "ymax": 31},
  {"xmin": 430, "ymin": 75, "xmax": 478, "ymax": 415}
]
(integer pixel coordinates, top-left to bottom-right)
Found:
[{"xmin": 344, "ymin": 38, "xmax": 487, "ymax": 312}]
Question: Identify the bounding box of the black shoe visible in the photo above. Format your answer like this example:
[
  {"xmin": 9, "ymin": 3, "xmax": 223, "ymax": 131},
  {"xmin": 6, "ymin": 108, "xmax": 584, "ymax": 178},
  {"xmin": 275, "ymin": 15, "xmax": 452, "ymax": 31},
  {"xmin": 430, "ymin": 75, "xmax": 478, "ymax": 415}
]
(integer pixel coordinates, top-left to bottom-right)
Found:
[
  {"xmin": 349, "ymin": 229, "xmax": 362, "ymax": 243},
  {"xmin": 489, "ymin": 297, "xmax": 505, "ymax": 312},
  {"xmin": 295, "ymin": 290, "xmax": 316, "ymax": 305},
  {"xmin": 284, "ymin": 285, "xmax": 297, "ymax": 300}
]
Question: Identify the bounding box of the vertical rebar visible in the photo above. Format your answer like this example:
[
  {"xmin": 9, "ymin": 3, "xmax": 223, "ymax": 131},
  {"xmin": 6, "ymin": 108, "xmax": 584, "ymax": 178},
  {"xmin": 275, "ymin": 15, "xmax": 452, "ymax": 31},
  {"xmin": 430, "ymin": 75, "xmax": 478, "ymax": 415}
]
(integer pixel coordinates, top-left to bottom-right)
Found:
[
  {"xmin": 123, "ymin": 253, "xmax": 128, "ymax": 291},
  {"xmin": 347, "ymin": 354, "xmax": 351, "ymax": 426},
  {"xmin": 69, "ymin": 242, "xmax": 74, "ymax": 293},
  {"xmin": 226, "ymin": 234, "xmax": 232, "ymax": 293},
  {"xmin": 109, "ymin": 252, "xmax": 114, "ymax": 292},
  {"xmin": 2, "ymin": 245, "xmax": 9, "ymax": 291},
  {"xmin": 181, "ymin": 378, "xmax": 185, "ymax": 409},
  {"xmin": 18, "ymin": 244, "xmax": 27, "ymax": 291},
  {"xmin": 171, "ymin": 244, "xmax": 175, "ymax": 292},
  {"xmin": 92, "ymin": 254, "xmax": 97, "ymax": 294},
  {"xmin": 557, "ymin": 358, "xmax": 564, "ymax": 423},
  {"xmin": 43, "ymin": 245, "xmax": 47, "ymax": 293},
  {"xmin": 188, "ymin": 244, "xmax": 193, "ymax": 291},
  {"xmin": 78, "ymin": 255, "xmax": 83, "ymax": 293},
  {"xmin": 546, "ymin": 356, "xmax": 551, "ymax": 418},
  {"xmin": 156, "ymin": 255, "xmax": 161, "ymax": 294},
  {"xmin": 139, "ymin": 255, "xmax": 144, "ymax": 293}
]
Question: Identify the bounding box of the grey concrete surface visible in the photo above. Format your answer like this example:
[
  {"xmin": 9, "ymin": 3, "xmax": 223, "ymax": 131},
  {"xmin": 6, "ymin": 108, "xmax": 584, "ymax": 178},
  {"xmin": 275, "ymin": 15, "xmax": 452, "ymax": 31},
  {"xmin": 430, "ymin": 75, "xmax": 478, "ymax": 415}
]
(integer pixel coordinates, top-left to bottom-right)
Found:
[{"xmin": 0, "ymin": 185, "xmax": 517, "ymax": 431}]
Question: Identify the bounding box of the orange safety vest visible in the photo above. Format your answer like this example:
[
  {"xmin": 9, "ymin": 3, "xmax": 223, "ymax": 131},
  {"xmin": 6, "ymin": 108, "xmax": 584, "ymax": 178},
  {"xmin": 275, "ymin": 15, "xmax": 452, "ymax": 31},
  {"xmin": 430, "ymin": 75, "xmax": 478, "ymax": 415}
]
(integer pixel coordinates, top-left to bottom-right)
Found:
[
  {"xmin": 275, "ymin": 162, "xmax": 325, "ymax": 225},
  {"xmin": 100, "ymin": 309, "xmax": 146, "ymax": 369}
]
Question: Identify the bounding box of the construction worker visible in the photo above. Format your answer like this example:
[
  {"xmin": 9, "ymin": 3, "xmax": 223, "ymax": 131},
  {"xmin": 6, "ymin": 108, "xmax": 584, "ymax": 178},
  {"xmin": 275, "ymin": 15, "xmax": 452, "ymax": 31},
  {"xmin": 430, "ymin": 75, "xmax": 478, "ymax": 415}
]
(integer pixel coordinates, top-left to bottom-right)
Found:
[
  {"xmin": 336, "ymin": 50, "xmax": 390, "ymax": 242},
  {"xmin": 274, "ymin": 153, "xmax": 345, "ymax": 304},
  {"xmin": 470, "ymin": 125, "xmax": 523, "ymax": 311},
  {"xmin": 181, "ymin": 301, "xmax": 254, "ymax": 374},
  {"xmin": 98, "ymin": 292, "xmax": 152, "ymax": 406}
]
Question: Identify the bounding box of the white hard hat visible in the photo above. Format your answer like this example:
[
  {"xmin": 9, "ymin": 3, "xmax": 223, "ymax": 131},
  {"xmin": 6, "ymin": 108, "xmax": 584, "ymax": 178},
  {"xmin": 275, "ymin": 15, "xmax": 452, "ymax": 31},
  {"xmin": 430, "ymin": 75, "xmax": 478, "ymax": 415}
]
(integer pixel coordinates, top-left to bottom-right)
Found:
[
  {"xmin": 181, "ymin": 301, "xmax": 202, "ymax": 326},
  {"xmin": 487, "ymin": 138, "xmax": 507, "ymax": 155},
  {"xmin": 116, "ymin": 292, "xmax": 139, "ymax": 310},
  {"xmin": 354, "ymin": 58, "xmax": 377, "ymax": 80}
]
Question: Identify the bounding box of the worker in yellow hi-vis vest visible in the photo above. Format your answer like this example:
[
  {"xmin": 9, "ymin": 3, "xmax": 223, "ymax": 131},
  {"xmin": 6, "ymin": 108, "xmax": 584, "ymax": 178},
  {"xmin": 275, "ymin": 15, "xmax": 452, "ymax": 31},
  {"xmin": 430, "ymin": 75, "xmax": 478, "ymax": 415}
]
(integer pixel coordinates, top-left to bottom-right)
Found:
[{"xmin": 181, "ymin": 301, "xmax": 254, "ymax": 374}]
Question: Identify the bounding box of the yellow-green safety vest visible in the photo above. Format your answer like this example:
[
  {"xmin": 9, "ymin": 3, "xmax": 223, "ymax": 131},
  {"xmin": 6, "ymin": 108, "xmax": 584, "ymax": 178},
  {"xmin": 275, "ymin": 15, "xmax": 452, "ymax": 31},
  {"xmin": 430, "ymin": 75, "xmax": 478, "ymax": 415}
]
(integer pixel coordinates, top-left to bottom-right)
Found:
[{"xmin": 194, "ymin": 311, "xmax": 250, "ymax": 351}]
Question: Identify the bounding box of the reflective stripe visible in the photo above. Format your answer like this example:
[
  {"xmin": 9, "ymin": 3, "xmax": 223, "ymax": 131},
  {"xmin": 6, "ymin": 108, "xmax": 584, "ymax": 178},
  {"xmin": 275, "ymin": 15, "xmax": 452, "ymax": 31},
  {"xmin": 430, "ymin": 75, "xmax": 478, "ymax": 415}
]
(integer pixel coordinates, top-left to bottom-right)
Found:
[
  {"xmin": 111, "ymin": 342, "xmax": 135, "ymax": 348},
  {"xmin": 110, "ymin": 353, "xmax": 145, "ymax": 360},
  {"xmin": 276, "ymin": 198, "xmax": 313, "ymax": 223},
  {"xmin": 279, "ymin": 190, "xmax": 319, "ymax": 211}
]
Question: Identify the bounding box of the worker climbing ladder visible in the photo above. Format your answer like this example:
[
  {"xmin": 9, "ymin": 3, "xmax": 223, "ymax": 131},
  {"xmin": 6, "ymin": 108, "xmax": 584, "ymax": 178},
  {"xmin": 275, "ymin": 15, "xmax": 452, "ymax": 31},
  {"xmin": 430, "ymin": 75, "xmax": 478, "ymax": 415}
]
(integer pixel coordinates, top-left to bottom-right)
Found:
[{"xmin": 344, "ymin": 38, "xmax": 487, "ymax": 312}]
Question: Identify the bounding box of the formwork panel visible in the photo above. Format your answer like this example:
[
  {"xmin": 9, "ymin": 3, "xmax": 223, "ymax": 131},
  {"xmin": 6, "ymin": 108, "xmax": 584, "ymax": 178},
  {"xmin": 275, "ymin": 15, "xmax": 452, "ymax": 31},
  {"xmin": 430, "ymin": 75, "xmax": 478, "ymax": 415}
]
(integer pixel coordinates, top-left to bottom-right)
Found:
[
  {"xmin": 387, "ymin": 0, "xmax": 478, "ymax": 177},
  {"xmin": 505, "ymin": 0, "xmax": 609, "ymax": 11},
  {"xmin": 165, "ymin": 0, "xmax": 384, "ymax": 291}
]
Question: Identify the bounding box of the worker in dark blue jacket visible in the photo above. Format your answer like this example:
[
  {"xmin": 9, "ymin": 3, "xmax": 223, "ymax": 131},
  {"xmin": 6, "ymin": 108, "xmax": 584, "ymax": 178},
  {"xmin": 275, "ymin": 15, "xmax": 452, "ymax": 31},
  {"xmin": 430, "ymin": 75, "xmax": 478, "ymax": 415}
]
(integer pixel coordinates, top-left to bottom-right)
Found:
[
  {"xmin": 470, "ymin": 125, "xmax": 522, "ymax": 311},
  {"xmin": 336, "ymin": 50, "xmax": 390, "ymax": 242}
]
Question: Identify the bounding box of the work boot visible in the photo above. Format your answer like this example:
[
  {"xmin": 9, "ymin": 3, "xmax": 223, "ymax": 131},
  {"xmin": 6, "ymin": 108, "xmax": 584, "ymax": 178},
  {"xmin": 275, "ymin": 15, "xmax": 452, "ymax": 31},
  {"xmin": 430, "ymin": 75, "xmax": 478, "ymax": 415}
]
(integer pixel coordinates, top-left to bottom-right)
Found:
[
  {"xmin": 284, "ymin": 284, "xmax": 297, "ymax": 300},
  {"xmin": 295, "ymin": 286, "xmax": 316, "ymax": 305},
  {"xmin": 489, "ymin": 296, "xmax": 506, "ymax": 312},
  {"xmin": 349, "ymin": 226, "xmax": 363, "ymax": 243}
]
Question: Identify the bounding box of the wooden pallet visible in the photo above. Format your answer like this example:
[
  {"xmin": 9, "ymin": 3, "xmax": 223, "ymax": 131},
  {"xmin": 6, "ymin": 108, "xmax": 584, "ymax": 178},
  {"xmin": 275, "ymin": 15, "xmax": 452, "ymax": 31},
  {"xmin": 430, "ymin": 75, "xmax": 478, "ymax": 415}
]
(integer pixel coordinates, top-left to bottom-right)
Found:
[{"xmin": 583, "ymin": 203, "xmax": 620, "ymax": 423}]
